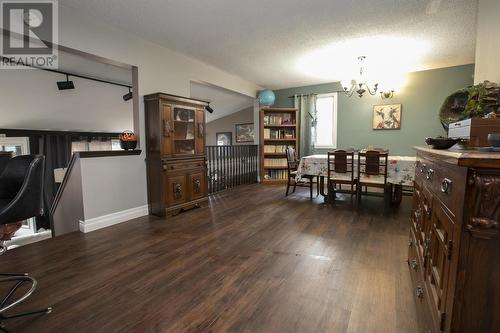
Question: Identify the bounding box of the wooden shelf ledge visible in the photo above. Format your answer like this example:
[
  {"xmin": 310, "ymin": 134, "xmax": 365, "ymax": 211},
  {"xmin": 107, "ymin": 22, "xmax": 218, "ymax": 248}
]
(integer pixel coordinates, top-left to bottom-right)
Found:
[{"xmin": 76, "ymin": 150, "xmax": 142, "ymax": 158}]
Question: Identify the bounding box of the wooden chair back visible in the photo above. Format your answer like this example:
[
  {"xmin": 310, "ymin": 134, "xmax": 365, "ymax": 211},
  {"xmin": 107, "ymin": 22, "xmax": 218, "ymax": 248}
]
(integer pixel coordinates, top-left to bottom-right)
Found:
[
  {"xmin": 358, "ymin": 150, "xmax": 388, "ymax": 183},
  {"xmin": 328, "ymin": 149, "xmax": 355, "ymax": 182},
  {"xmin": 286, "ymin": 146, "xmax": 298, "ymax": 172}
]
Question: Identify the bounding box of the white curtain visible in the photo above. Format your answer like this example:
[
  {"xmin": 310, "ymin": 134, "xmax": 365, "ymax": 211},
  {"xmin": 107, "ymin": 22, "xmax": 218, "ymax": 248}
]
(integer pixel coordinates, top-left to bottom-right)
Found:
[{"xmin": 294, "ymin": 94, "xmax": 317, "ymax": 157}]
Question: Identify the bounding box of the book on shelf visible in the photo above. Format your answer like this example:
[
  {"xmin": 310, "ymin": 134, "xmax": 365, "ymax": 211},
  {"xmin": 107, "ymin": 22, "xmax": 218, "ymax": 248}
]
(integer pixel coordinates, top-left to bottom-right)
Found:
[
  {"xmin": 264, "ymin": 145, "xmax": 290, "ymax": 153},
  {"xmin": 264, "ymin": 128, "xmax": 295, "ymax": 140},
  {"xmin": 263, "ymin": 169, "xmax": 289, "ymax": 180},
  {"xmin": 263, "ymin": 128, "xmax": 271, "ymax": 139},
  {"xmin": 263, "ymin": 158, "xmax": 287, "ymax": 168},
  {"xmin": 263, "ymin": 113, "xmax": 294, "ymax": 126}
]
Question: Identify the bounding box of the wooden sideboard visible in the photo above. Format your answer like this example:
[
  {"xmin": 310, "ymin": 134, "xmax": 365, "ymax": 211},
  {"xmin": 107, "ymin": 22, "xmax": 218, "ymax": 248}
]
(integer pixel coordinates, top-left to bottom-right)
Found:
[
  {"xmin": 144, "ymin": 93, "xmax": 209, "ymax": 216},
  {"xmin": 409, "ymin": 146, "xmax": 500, "ymax": 333}
]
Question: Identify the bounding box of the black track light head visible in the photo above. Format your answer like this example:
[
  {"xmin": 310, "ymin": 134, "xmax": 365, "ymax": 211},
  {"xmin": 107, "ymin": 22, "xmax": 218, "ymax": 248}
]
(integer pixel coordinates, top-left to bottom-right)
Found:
[
  {"xmin": 205, "ymin": 104, "xmax": 214, "ymax": 113},
  {"xmin": 123, "ymin": 87, "xmax": 133, "ymax": 101},
  {"xmin": 57, "ymin": 74, "xmax": 75, "ymax": 90}
]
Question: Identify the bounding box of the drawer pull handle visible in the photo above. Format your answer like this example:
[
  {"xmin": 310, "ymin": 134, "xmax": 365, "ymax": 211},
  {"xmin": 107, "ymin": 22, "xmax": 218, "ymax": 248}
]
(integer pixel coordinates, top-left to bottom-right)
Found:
[
  {"xmin": 441, "ymin": 178, "xmax": 452, "ymax": 194},
  {"xmin": 411, "ymin": 259, "xmax": 418, "ymax": 271},
  {"xmin": 420, "ymin": 163, "xmax": 427, "ymax": 173},
  {"xmin": 163, "ymin": 120, "xmax": 172, "ymax": 137},
  {"xmin": 193, "ymin": 179, "xmax": 201, "ymax": 193},
  {"xmin": 174, "ymin": 183, "xmax": 182, "ymax": 199},
  {"xmin": 426, "ymin": 168, "xmax": 434, "ymax": 180},
  {"xmin": 423, "ymin": 204, "xmax": 431, "ymax": 217},
  {"xmin": 416, "ymin": 286, "xmax": 424, "ymax": 300}
]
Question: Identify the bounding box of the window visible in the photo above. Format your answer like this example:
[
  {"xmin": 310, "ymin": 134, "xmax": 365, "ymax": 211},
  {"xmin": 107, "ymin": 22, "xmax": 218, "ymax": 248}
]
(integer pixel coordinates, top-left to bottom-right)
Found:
[
  {"xmin": 71, "ymin": 136, "xmax": 121, "ymax": 154},
  {"xmin": 314, "ymin": 93, "xmax": 338, "ymax": 148},
  {"xmin": 0, "ymin": 137, "xmax": 30, "ymax": 156}
]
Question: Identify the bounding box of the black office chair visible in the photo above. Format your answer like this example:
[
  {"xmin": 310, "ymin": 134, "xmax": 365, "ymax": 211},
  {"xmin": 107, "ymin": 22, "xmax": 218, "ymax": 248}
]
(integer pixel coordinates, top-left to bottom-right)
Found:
[
  {"xmin": 0, "ymin": 155, "xmax": 52, "ymax": 333},
  {"xmin": 0, "ymin": 152, "xmax": 12, "ymax": 176}
]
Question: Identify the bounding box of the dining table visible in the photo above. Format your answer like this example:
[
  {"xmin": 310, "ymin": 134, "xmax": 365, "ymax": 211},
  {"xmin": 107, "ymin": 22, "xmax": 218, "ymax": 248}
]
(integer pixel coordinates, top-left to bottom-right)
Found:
[{"xmin": 296, "ymin": 154, "xmax": 417, "ymax": 204}]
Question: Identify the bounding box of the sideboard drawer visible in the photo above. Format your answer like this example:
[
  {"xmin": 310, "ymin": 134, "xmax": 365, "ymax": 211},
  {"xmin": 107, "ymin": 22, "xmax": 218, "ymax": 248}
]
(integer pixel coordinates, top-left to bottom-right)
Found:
[
  {"xmin": 164, "ymin": 159, "xmax": 205, "ymax": 173},
  {"xmin": 415, "ymin": 155, "xmax": 466, "ymax": 218},
  {"xmin": 431, "ymin": 166, "xmax": 466, "ymax": 218}
]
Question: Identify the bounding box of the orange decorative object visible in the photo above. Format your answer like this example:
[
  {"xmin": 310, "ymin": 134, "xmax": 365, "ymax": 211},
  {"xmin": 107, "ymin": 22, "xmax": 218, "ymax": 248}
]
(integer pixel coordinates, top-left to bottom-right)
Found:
[{"xmin": 119, "ymin": 131, "xmax": 137, "ymax": 142}]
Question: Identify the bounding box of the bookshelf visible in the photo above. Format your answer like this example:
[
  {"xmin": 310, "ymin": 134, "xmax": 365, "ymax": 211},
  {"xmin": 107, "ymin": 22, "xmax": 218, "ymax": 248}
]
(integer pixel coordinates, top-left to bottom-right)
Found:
[{"xmin": 259, "ymin": 107, "xmax": 299, "ymax": 184}]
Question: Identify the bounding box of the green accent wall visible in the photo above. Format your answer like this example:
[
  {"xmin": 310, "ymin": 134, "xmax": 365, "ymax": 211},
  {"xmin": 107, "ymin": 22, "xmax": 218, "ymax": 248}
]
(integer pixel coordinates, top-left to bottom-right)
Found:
[{"xmin": 273, "ymin": 64, "xmax": 474, "ymax": 156}]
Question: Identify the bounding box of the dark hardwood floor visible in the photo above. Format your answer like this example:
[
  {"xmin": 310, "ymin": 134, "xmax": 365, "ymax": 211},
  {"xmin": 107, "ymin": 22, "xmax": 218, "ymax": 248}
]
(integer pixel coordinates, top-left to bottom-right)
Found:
[{"xmin": 1, "ymin": 184, "xmax": 418, "ymax": 333}]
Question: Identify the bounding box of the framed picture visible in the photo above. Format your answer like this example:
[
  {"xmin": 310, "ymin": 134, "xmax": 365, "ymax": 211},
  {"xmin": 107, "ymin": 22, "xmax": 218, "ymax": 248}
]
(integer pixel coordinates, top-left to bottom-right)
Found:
[
  {"xmin": 235, "ymin": 123, "xmax": 255, "ymax": 143},
  {"xmin": 216, "ymin": 132, "xmax": 232, "ymax": 146},
  {"xmin": 373, "ymin": 104, "xmax": 402, "ymax": 130}
]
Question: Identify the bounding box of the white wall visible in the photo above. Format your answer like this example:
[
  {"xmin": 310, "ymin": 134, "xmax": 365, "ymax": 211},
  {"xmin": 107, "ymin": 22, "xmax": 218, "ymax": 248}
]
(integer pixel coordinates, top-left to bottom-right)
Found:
[
  {"xmin": 55, "ymin": 5, "xmax": 261, "ymax": 225},
  {"xmin": 0, "ymin": 69, "xmax": 133, "ymax": 132},
  {"xmin": 474, "ymin": 0, "xmax": 500, "ymax": 84}
]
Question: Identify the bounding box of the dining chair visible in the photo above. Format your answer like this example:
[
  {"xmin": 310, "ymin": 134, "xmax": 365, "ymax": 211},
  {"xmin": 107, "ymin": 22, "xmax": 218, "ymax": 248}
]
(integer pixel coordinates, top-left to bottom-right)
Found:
[
  {"xmin": 285, "ymin": 146, "xmax": 318, "ymax": 199},
  {"xmin": 327, "ymin": 149, "xmax": 357, "ymax": 204},
  {"xmin": 357, "ymin": 149, "xmax": 389, "ymax": 203}
]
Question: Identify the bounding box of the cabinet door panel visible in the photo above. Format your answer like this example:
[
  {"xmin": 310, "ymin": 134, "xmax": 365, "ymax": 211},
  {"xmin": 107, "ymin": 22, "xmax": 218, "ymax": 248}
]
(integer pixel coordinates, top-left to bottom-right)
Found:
[
  {"xmin": 166, "ymin": 174, "xmax": 186, "ymax": 206},
  {"xmin": 195, "ymin": 109, "xmax": 205, "ymax": 155},
  {"xmin": 188, "ymin": 170, "xmax": 207, "ymax": 200},
  {"xmin": 426, "ymin": 199, "xmax": 455, "ymax": 331},
  {"xmin": 161, "ymin": 104, "xmax": 174, "ymax": 156},
  {"xmin": 173, "ymin": 107, "xmax": 196, "ymax": 156}
]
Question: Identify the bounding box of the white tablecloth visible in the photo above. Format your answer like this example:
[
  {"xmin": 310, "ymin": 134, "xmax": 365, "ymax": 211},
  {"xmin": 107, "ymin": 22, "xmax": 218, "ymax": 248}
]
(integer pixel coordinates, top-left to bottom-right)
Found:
[{"xmin": 297, "ymin": 154, "xmax": 416, "ymax": 186}]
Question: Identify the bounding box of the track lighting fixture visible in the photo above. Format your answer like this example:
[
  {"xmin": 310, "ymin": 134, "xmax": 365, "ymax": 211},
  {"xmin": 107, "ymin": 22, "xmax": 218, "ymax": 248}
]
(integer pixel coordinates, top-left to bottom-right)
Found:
[
  {"xmin": 205, "ymin": 104, "xmax": 214, "ymax": 114},
  {"xmin": 57, "ymin": 74, "xmax": 75, "ymax": 90},
  {"xmin": 123, "ymin": 87, "xmax": 133, "ymax": 101}
]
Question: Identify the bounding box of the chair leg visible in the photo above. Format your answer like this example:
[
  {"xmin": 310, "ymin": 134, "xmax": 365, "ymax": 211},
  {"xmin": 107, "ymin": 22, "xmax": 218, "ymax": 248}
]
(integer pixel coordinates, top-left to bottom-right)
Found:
[
  {"xmin": 1, "ymin": 307, "xmax": 52, "ymax": 320},
  {"xmin": 316, "ymin": 176, "xmax": 320, "ymax": 196},
  {"xmin": 328, "ymin": 181, "xmax": 334, "ymax": 206},
  {"xmin": 0, "ymin": 275, "xmax": 52, "ymax": 327},
  {"xmin": 309, "ymin": 180, "xmax": 313, "ymax": 200},
  {"xmin": 350, "ymin": 184, "xmax": 354, "ymax": 205},
  {"xmin": 292, "ymin": 181, "xmax": 297, "ymax": 193},
  {"xmin": 286, "ymin": 178, "xmax": 290, "ymax": 196}
]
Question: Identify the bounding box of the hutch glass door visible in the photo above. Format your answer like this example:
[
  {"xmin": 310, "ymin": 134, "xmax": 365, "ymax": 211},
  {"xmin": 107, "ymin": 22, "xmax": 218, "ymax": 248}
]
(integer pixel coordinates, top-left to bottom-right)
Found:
[{"xmin": 173, "ymin": 107, "xmax": 196, "ymax": 155}]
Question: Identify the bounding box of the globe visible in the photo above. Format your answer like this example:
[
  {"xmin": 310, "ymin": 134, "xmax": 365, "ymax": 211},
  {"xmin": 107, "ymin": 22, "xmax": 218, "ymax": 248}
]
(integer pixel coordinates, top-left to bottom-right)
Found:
[{"xmin": 258, "ymin": 89, "xmax": 275, "ymax": 106}]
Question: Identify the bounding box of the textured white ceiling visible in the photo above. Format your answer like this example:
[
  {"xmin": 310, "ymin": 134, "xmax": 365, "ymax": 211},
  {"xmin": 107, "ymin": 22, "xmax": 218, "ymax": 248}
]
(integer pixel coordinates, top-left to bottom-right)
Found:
[
  {"xmin": 190, "ymin": 82, "xmax": 253, "ymax": 122},
  {"xmin": 59, "ymin": 0, "xmax": 477, "ymax": 89}
]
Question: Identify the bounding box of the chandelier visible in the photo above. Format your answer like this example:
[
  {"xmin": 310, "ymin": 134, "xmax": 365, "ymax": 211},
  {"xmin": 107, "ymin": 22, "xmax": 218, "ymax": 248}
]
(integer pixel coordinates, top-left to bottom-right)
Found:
[{"xmin": 342, "ymin": 56, "xmax": 379, "ymax": 98}]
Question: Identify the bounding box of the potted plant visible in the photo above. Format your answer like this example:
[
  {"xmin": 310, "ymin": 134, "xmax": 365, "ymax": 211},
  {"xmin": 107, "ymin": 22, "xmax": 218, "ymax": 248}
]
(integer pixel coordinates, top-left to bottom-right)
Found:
[{"xmin": 439, "ymin": 80, "xmax": 499, "ymax": 129}]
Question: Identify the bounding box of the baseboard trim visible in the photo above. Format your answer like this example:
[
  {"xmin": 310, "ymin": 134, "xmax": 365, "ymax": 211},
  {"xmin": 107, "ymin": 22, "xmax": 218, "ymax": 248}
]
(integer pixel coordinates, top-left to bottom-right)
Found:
[{"xmin": 79, "ymin": 205, "xmax": 149, "ymax": 233}]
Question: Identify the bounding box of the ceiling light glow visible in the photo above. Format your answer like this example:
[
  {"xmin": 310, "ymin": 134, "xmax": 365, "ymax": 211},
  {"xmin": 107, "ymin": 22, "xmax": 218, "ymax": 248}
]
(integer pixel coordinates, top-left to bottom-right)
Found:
[{"xmin": 296, "ymin": 36, "xmax": 431, "ymax": 91}]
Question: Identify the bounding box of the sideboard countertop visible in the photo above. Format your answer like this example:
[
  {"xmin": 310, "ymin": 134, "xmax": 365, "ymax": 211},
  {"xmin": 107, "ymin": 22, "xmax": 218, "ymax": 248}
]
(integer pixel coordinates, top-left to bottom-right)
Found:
[{"xmin": 414, "ymin": 146, "xmax": 500, "ymax": 168}]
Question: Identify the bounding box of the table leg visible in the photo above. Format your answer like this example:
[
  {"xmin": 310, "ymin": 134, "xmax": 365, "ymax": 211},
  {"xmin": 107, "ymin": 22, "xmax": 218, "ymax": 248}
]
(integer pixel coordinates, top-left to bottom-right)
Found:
[
  {"xmin": 392, "ymin": 184, "xmax": 403, "ymax": 205},
  {"xmin": 319, "ymin": 176, "xmax": 335, "ymax": 203}
]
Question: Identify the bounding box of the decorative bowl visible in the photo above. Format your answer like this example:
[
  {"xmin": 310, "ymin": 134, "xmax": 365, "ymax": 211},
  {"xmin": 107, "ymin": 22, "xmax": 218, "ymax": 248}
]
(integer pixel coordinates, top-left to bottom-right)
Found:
[
  {"xmin": 119, "ymin": 130, "xmax": 137, "ymax": 150},
  {"xmin": 439, "ymin": 90, "xmax": 469, "ymax": 130},
  {"xmin": 120, "ymin": 140, "xmax": 137, "ymax": 150},
  {"xmin": 425, "ymin": 137, "xmax": 460, "ymax": 150},
  {"xmin": 488, "ymin": 133, "xmax": 500, "ymax": 147}
]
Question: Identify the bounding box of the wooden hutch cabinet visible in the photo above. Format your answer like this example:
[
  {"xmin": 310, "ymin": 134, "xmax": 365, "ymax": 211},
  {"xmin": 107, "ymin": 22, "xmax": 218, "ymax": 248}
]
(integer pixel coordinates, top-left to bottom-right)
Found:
[
  {"xmin": 408, "ymin": 147, "xmax": 500, "ymax": 333},
  {"xmin": 144, "ymin": 93, "xmax": 209, "ymax": 216}
]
